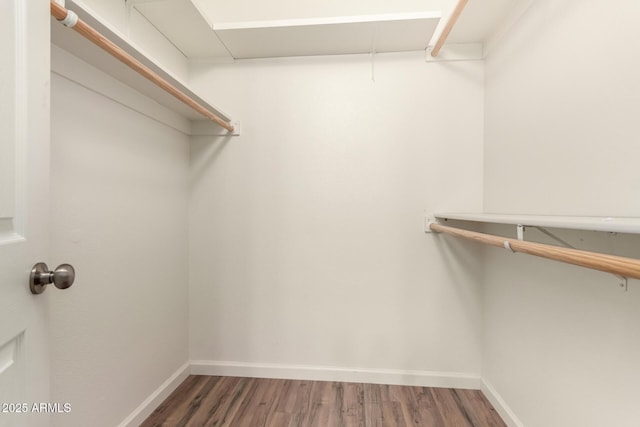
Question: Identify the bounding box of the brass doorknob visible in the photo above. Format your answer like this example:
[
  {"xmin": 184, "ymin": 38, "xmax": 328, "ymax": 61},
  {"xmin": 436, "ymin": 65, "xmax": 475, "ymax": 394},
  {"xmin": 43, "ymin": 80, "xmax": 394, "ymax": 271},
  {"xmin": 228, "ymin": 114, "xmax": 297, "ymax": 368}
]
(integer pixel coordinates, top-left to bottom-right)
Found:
[{"xmin": 30, "ymin": 262, "xmax": 75, "ymax": 294}]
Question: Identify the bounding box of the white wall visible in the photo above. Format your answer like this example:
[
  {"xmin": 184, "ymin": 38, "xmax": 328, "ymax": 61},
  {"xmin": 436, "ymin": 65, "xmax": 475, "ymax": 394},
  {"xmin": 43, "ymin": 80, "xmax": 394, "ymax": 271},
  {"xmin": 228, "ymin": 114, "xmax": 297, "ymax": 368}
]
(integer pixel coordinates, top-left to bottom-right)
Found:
[
  {"xmin": 482, "ymin": 226, "xmax": 640, "ymax": 427},
  {"xmin": 188, "ymin": 51, "xmax": 486, "ymax": 383},
  {"xmin": 484, "ymin": 0, "xmax": 640, "ymax": 216},
  {"xmin": 74, "ymin": 0, "xmax": 189, "ymax": 81},
  {"xmin": 483, "ymin": 0, "xmax": 640, "ymax": 425},
  {"xmin": 49, "ymin": 51, "xmax": 190, "ymax": 427}
]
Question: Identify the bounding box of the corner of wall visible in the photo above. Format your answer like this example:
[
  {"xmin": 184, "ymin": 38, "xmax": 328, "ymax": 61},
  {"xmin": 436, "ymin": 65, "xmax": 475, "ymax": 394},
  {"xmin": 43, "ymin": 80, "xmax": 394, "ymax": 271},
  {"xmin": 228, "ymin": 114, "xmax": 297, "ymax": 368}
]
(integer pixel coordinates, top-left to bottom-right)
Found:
[{"xmin": 480, "ymin": 379, "xmax": 524, "ymax": 427}]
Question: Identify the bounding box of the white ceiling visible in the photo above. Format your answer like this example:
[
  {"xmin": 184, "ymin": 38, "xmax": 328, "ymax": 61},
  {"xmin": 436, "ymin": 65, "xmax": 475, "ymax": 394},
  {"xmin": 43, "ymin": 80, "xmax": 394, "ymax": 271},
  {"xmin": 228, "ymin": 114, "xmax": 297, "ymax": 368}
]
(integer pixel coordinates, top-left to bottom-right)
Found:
[{"xmin": 132, "ymin": 0, "xmax": 530, "ymax": 59}]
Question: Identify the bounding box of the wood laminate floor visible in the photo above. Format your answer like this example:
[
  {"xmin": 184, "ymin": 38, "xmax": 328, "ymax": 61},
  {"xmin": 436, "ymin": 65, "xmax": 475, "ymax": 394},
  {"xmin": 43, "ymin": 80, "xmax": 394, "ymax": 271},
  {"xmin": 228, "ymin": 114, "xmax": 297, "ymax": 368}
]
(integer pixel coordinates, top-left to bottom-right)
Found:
[{"xmin": 141, "ymin": 375, "xmax": 506, "ymax": 427}]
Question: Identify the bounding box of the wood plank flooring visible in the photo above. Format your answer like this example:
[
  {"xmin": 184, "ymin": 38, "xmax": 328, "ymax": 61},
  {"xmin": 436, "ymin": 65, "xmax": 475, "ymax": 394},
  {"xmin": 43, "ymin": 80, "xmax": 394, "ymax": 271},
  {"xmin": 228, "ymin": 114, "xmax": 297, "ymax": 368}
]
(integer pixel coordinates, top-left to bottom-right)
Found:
[{"xmin": 141, "ymin": 376, "xmax": 506, "ymax": 427}]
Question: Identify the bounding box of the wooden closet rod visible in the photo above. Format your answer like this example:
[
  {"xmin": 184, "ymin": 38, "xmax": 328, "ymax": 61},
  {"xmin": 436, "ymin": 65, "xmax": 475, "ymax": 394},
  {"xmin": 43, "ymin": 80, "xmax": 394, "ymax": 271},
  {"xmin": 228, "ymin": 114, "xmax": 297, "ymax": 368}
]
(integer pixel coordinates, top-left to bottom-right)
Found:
[
  {"xmin": 430, "ymin": 223, "xmax": 640, "ymax": 280},
  {"xmin": 430, "ymin": 0, "xmax": 468, "ymax": 57},
  {"xmin": 50, "ymin": 1, "xmax": 235, "ymax": 132}
]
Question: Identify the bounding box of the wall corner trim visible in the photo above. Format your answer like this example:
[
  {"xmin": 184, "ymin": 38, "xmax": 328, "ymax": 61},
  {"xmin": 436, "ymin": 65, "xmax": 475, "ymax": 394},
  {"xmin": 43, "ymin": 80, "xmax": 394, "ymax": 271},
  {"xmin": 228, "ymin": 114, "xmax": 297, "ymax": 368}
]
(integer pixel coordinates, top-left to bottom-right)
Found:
[
  {"xmin": 117, "ymin": 362, "xmax": 190, "ymax": 427},
  {"xmin": 189, "ymin": 360, "xmax": 481, "ymax": 389},
  {"xmin": 480, "ymin": 379, "xmax": 525, "ymax": 427}
]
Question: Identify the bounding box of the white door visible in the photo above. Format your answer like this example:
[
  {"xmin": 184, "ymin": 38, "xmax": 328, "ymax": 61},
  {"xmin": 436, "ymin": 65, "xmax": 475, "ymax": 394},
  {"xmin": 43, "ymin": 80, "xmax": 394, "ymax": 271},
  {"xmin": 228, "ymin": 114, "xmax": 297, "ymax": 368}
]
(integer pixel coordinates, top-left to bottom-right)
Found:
[{"xmin": 0, "ymin": 1, "xmax": 51, "ymax": 426}]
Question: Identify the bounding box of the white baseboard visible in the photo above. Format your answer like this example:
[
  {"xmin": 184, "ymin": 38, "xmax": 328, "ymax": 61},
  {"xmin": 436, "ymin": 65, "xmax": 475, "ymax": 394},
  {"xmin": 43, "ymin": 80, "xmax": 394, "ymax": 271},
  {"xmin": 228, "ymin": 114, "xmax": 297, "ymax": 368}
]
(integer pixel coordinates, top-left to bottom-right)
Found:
[
  {"xmin": 190, "ymin": 360, "xmax": 481, "ymax": 389},
  {"xmin": 117, "ymin": 362, "xmax": 190, "ymax": 427},
  {"xmin": 480, "ymin": 379, "xmax": 525, "ymax": 427},
  {"xmin": 116, "ymin": 361, "xmax": 525, "ymax": 427}
]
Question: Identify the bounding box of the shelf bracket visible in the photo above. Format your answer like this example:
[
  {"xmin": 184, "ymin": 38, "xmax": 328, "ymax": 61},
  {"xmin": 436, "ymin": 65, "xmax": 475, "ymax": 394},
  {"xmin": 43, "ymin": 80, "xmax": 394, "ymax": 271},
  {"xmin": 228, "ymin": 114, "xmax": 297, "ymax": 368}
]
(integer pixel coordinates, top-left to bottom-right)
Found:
[
  {"xmin": 616, "ymin": 275, "xmax": 629, "ymax": 291},
  {"xmin": 425, "ymin": 215, "xmax": 438, "ymax": 233},
  {"xmin": 533, "ymin": 226, "xmax": 628, "ymax": 292},
  {"xmin": 533, "ymin": 226, "xmax": 575, "ymax": 249}
]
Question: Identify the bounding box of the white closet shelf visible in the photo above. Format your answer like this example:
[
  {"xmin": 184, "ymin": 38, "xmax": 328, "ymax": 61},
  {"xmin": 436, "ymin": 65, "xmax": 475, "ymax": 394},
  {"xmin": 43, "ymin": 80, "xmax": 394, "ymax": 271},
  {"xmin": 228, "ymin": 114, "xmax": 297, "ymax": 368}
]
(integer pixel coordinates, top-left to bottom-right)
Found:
[
  {"xmin": 133, "ymin": 0, "xmax": 442, "ymax": 60},
  {"xmin": 51, "ymin": 0, "xmax": 232, "ymax": 124},
  {"xmin": 133, "ymin": 0, "xmax": 230, "ymax": 58},
  {"xmin": 213, "ymin": 12, "xmax": 442, "ymax": 59},
  {"xmin": 434, "ymin": 213, "xmax": 640, "ymax": 234}
]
